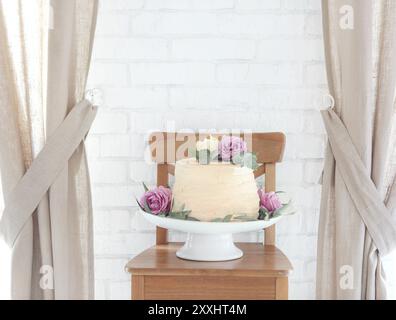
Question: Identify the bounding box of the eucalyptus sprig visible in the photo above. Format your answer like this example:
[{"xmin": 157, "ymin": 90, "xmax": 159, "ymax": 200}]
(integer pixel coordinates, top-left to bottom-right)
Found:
[
  {"xmin": 228, "ymin": 214, "xmax": 257, "ymax": 222},
  {"xmin": 168, "ymin": 202, "xmax": 194, "ymax": 220},
  {"xmin": 258, "ymin": 199, "xmax": 294, "ymax": 220},
  {"xmin": 231, "ymin": 152, "xmax": 259, "ymax": 170},
  {"xmin": 190, "ymin": 148, "xmax": 219, "ymax": 165},
  {"xmin": 210, "ymin": 214, "xmax": 234, "ymax": 222},
  {"xmin": 168, "ymin": 209, "xmax": 193, "ymax": 220},
  {"xmin": 136, "ymin": 196, "xmax": 152, "ymax": 213}
]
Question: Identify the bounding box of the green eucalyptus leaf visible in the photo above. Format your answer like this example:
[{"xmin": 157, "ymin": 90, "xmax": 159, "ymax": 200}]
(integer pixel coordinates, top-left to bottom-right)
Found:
[
  {"xmin": 271, "ymin": 212, "xmax": 281, "ymax": 219},
  {"xmin": 231, "ymin": 152, "xmax": 259, "ymax": 170},
  {"xmin": 274, "ymin": 191, "xmax": 290, "ymax": 205},
  {"xmin": 243, "ymin": 152, "xmax": 259, "ymax": 170},
  {"xmin": 196, "ymin": 149, "xmax": 211, "ymax": 165},
  {"xmin": 259, "ymin": 207, "xmax": 270, "ymax": 215},
  {"xmin": 136, "ymin": 198, "xmax": 146, "ymax": 212},
  {"xmin": 210, "ymin": 150, "xmax": 220, "ymax": 161},
  {"xmin": 143, "ymin": 202, "xmax": 151, "ymax": 213},
  {"xmin": 169, "ymin": 209, "xmax": 192, "ymax": 220},
  {"xmin": 188, "ymin": 147, "xmax": 197, "ymax": 158},
  {"xmin": 168, "ymin": 212, "xmax": 184, "ymax": 220},
  {"xmin": 258, "ymin": 207, "xmax": 271, "ymax": 221},
  {"xmin": 137, "ymin": 197, "xmax": 152, "ymax": 214},
  {"xmin": 272, "ymin": 201, "xmax": 295, "ymax": 217},
  {"xmin": 186, "ymin": 217, "xmax": 200, "ymax": 221},
  {"xmin": 223, "ymin": 214, "xmax": 233, "ymax": 222},
  {"xmin": 142, "ymin": 182, "xmax": 149, "ymax": 192},
  {"xmin": 231, "ymin": 153, "xmax": 244, "ymax": 166},
  {"xmin": 169, "ymin": 210, "xmax": 191, "ymax": 216},
  {"xmin": 233, "ymin": 214, "xmax": 257, "ymax": 222}
]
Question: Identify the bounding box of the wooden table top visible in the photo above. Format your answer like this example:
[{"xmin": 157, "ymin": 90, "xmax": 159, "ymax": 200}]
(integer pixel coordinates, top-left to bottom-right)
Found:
[{"xmin": 126, "ymin": 243, "xmax": 293, "ymax": 277}]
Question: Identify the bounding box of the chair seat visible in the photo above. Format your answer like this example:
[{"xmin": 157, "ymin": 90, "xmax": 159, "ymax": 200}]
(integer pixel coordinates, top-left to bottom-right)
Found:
[
  {"xmin": 127, "ymin": 243, "xmax": 292, "ymax": 277},
  {"xmin": 126, "ymin": 243, "xmax": 292, "ymax": 300}
]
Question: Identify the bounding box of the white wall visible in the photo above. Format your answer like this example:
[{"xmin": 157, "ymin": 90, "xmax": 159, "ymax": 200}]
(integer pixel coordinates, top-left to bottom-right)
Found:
[{"xmin": 86, "ymin": 0, "xmax": 327, "ymax": 300}]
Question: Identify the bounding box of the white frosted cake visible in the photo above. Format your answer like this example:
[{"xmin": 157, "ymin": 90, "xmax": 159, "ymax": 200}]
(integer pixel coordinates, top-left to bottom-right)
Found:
[{"xmin": 172, "ymin": 158, "xmax": 259, "ymax": 221}]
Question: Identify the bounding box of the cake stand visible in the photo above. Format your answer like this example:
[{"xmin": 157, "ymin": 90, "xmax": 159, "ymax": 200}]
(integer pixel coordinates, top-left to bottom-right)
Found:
[{"xmin": 141, "ymin": 211, "xmax": 282, "ymax": 262}]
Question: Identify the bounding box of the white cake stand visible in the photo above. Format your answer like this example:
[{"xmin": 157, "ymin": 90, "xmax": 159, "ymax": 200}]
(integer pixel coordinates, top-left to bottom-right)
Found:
[{"xmin": 141, "ymin": 211, "xmax": 282, "ymax": 262}]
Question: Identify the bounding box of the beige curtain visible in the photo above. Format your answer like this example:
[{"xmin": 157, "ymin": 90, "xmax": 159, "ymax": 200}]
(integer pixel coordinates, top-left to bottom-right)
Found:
[
  {"xmin": 317, "ymin": 0, "xmax": 396, "ymax": 299},
  {"xmin": 0, "ymin": 0, "xmax": 98, "ymax": 299}
]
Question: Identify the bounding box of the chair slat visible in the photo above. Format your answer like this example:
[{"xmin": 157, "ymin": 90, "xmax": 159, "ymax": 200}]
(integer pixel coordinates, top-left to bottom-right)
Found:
[{"xmin": 149, "ymin": 132, "xmax": 285, "ymax": 164}]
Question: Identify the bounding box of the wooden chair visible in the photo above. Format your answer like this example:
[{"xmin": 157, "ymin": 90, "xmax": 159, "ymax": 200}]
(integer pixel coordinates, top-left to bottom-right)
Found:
[{"xmin": 126, "ymin": 132, "xmax": 293, "ymax": 300}]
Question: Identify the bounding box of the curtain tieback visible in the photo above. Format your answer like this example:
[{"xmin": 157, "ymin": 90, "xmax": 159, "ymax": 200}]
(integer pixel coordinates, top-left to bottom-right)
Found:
[
  {"xmin": 0, "ymin": 99, "xmax": 97, "ymax": 247},
  {"xmin": 321, "ymin": 108, "xmax": 396, "ymax": 256}
]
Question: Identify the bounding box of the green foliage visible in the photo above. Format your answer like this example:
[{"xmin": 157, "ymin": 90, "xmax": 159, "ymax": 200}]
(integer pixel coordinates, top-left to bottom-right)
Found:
[
  {"xmin": 223, "ymin": 214, "xmax": 233, "ymax": 222},
  {"xmin": 136, "ymin": 198, "xmax": 145, "ymax": 211},
  {"xmin": 186, "ymin": 216, "xmax": 200, "ymax": 221},
  {"xmin": 188, "ymin": 147, "xmax": 196, "ymax": 158},
  {"xmin": 271, "ymin": 201, "xmax": 294, "ymax": 218},
  {"xmin": 196, "ymin": 149, "xmax": 211, "ymax": 165},
  {"xmin": 168, "ymin": 209, "xmax": 193, "ymax": 220},
  {"xmin": 210, "ymin": 215, "xmax": 233, "ymax": 222},
  {"xmin": 231, "ymin": 152, "xmax": 259, "ymax": 170},
  {"xmin": 232, "ymin": 214, "xmax": 257, "ymax": 222},
  {"xmin": 258, "ymin": 200, "xmax": 295, "ymax": 220},
  {"xmin": 142, "ymin": 182, "xmax": 149, "ymax": 192},
  {"xmin": 258, "ymin": 207, "xmax": 271, "ymax": 221},
  {"xmin": 136, "ymin": 197, "xmax": 151, "ymax": 213}
]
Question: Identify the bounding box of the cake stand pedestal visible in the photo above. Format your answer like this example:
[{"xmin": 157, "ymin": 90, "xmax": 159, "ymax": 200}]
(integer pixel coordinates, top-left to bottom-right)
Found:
[
  {"xmin": 176, "ymin": 233, "xmax": 242, "ymax": 261},
  {"xmin": 141, "ymin": 211, "xmax": 282, "ymax": 262}
]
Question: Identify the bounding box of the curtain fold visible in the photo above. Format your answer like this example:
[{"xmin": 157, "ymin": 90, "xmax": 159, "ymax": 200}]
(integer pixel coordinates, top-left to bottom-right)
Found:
[
  {"xmin": 317, "ymin": 0, "xmax": 396, "ymax": 299},
  {"xmin": 0, "ymin": 0, "xmax": 98, "ymax": 299},
  {"xmin": 45, "ymin": 0, "xmax": 98, "ymax": 300}
]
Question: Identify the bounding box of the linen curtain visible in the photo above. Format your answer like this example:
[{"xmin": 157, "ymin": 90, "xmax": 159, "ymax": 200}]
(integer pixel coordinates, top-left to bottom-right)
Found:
[
  {"xmin": 0, "ymin": 0, "xmax": 98, "ymax": 299},
  {"xmin": 317, "ymin": 0, "xmax": 396, "ymax": 299}
]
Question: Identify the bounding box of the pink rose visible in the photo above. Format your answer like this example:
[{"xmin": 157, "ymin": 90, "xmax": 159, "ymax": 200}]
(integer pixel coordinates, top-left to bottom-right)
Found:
[
  {"xmin": 140, "ymin": 186, "xmax": 172, "ymax": 215},
  {"xmin": 218, "ymin": 136, "xmax": 247, "ymax": 161},
  {"xmin": 258, "ymin": 190, "xmax": 282, "ymax": 213}
]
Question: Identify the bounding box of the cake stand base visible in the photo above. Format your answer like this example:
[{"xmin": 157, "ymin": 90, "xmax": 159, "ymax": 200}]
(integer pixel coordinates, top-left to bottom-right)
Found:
[
  {"xmin": 176, "ymin": 233, "xmax": 243, "ymax": 262},
  {"xmin": 141, "ymin": 211, "xmax": 283, "ymax": 261}
]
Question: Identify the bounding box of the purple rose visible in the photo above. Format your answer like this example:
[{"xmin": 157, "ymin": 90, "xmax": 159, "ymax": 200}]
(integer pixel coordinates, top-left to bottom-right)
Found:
[
  {"xmin": 218, "ymin": 136, "xmax": 247, "ymax": 161},
  {"xmin": 258, "ymin": 190, "xmax": 282, "ymax": 213},
  {"xmin": 140, "ymin": 186, "xmax": 172, "ymax": 215}
]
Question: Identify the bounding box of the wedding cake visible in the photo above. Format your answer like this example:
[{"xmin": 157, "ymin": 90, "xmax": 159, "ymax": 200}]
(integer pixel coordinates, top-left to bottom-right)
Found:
[
  {"xmin": 137, "ymin": 135, "xmax": 295, "ymax": 262},
  {"xmin": 138, "ymin": 135, "xmax": 292, "ymax": 224},
  {"xmin": 172, "ymin": 157, "xmax": 259, "ymax": 221}
]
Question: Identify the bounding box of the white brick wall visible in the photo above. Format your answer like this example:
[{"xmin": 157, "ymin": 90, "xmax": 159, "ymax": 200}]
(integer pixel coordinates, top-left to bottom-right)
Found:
[{"xmin": 87, "ymin": 0, "xmax": 327, "ymax": 300}]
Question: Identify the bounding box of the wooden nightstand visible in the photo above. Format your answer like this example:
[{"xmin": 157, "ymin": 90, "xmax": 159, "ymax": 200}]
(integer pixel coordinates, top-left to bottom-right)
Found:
[
  {"xmin": 127, "ymin": 243, "xmax": 292, "ymax": 300},
  {"xmin": 126, "ymin": 132, "xmax": 292, "ymax": 300}
]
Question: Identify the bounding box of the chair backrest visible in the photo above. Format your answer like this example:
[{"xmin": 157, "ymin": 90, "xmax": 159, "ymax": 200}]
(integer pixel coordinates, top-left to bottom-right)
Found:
[{"xmin": 148, "ymin": 132, "xmax": 286, "ymax": 246}]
